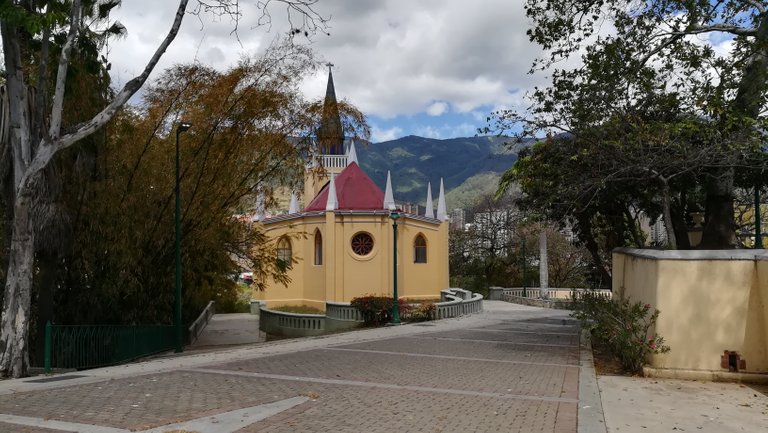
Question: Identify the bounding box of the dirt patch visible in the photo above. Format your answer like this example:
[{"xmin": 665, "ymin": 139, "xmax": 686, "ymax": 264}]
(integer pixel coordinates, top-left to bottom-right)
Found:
[{"xmin": 591, "ymin": 343, "xmax": 631, "ymax": 376}]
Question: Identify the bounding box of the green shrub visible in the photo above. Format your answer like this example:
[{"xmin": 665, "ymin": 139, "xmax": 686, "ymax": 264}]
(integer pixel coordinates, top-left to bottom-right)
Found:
[
  {"xmin": 406, "ymin": 301, "xmax": 436, "ymax": 322},
  {"xmin": 272, "ymin": 305, "xmax": 324, "ymax": 314},
  {"xmin": 350, "ymin": 295, "xmax": 411, "ymax": 326},
  {"xmin": 571, "ymin": 291, "xmax": 670, "ymax": 374}
]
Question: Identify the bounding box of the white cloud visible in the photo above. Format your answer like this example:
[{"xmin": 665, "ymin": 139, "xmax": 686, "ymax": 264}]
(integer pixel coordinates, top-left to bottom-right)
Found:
[
  {"xmin": 371, "ymin": 125, "xmax": 404, "ymax": 142},
  {"xmin": 426, "ymin": 101, "xmax": 449, "ymax": 116},
  {"xmin": 107, "ymin": 0, "xmax": 545, "ymax": 122}
]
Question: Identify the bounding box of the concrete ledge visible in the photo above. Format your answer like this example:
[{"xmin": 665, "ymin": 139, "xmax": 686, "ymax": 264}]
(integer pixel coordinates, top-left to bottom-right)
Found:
[
  {"xmin": 643, "ymin": 367, "xmax": 768, "ymax": 384},
  {"xmin": 579, "ymin": 330, "xmax": 606, "ymax": 433},
  {"xmin": 614, "ymin": 247, "xmax": 766, "ymax": 261},
  {"xmin": 502, "ymin": 294, "xmax": 572, "ymax": 310}
]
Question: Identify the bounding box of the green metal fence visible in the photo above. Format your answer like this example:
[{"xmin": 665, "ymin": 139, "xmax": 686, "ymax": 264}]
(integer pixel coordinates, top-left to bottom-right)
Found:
[{"xmin": 43, "ymin": 322, "xmax": 176, "ymax": 373}]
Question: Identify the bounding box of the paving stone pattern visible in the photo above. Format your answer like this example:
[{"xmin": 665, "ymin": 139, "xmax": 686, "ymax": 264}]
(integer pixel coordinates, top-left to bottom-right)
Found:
[
  {"xmin": 214, "ymin": 346, "xmax": 575, "ymax": 397},
  {"xmin": 332, "ymin": 336, "xmax": 580, "ymax": 366},
  {"xmin": 0, "ymin": 422, "xmax": 73, "ymax": 433},
  {"xmin": 0, "ymin": 308, "xmax": 581, "ymax": 432},
  {"xmin": 242, "ymin": 382, "xmax": 564, "ymax": 433},
  {"xmin": 0, "ymin": 371, "xmax": 303, "ymax": 430}
]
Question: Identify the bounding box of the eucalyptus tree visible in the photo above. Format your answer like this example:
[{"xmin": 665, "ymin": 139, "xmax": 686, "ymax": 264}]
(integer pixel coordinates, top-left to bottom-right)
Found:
[
  {"xmin": 489, "ymin": 0, "xmax": 768, "ymax": 250},
  {"xmin": 0, "ymin": 0, "xmax": 328, "ymax": 378}
]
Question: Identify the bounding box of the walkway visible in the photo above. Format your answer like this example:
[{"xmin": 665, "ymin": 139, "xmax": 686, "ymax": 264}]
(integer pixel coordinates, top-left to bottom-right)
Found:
[
  {"xmin": 0, "ymin": 302, "xmax": 585, "ymax": 432},
  {"xmin": 189, "ymin": 313, "xmax": 265, "ymax": 349}
]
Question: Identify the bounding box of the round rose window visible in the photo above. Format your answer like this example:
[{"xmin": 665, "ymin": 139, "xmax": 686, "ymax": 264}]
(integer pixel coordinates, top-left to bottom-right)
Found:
[{"xmin": 351, "ymin": 232, "xmax": 374, "ymax": 256}]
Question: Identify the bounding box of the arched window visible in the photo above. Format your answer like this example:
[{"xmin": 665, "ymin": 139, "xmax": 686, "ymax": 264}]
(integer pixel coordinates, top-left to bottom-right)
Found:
[
  {"xmin": 277, "ymin": 237, "xmax": 292, "ymax": 266},
  {"xmin": 314, "ymin": 230, "xmax": 323, "ymax": 265},
  {"xmin": 414, "ymin": 234, "xmax": 427, "ymax": 263}
]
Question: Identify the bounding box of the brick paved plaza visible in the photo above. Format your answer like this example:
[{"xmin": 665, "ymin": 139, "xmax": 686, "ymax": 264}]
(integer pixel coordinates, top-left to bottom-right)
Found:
[{"xmin": 0, "ymin": 303, "xmax": 584, "ymax": 433}]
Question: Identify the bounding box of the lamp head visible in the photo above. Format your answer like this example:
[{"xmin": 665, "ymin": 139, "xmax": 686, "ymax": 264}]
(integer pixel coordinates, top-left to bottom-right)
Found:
[
  {"xmin": 177, "ymin": 122, "xmax": 192, "ymax": 133},
  {"xmin": 389, "ymin": 209, "xmax": 400, "ymax": 221}
]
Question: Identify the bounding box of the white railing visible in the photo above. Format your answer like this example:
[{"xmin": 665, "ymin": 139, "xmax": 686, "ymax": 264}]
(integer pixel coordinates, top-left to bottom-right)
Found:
[
  {"xmin": 435, "ymin": 288, "xmax": 483, "ymax": 319},
  {"xmin": 188, "ymin": 301, "xmax": 215, "ymax": 344},
  {"xmin": 501, "ymin": 287, "xmax": 612, "ymax": 300},
  {"xmin": 323, "ymin": 155, "xmax": 348, "ymax": 169},
  {"xmin": 326, "ymin": 302, "xmax": 363, "ymax": 321},
  {"xmin": 259, "ymin": 307, "xmax": 326, "ymax": 337}
]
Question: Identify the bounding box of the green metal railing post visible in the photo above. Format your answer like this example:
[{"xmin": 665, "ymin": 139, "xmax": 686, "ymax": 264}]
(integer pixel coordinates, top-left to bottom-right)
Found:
[
  {"xmin": 390, "ymin": 209, "xmax": 401, "ymax": 324},
  {"xmin": 756, "ymin": 185, "xmax": 764, "ymax": 249},
  {"xmin": 44, "ymin": 321, "xmax": 52, "ymax": 374}
]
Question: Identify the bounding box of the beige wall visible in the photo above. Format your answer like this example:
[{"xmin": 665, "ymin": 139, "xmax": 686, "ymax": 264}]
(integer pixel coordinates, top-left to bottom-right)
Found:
[
  {"xmin": 255, "ymin": 211, "xmax": 449, "ymax": 309},
  {"xmin": 613, "ymin": 249, "xmax": 768, "ymax": 373}
]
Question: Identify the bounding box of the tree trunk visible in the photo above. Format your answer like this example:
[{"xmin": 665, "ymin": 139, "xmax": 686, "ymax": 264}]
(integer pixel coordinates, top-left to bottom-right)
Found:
[
  {"xmin": 577, "ymin": 214, "xmax": 612, "ymax": 287},
  {"xmin": 0, "ymin": 195, "xmax": 35, "ymax": 377},
  {"xmin": 660, "ymin": 180, "xmax": 677, "ymax": 249},
  {"xmin": 700, "ymin": 169, "xmax": 736, "ymax": 249},
  {"xmin": 670, "ymin": 190, "xmax": 691, "ymax": 249}
]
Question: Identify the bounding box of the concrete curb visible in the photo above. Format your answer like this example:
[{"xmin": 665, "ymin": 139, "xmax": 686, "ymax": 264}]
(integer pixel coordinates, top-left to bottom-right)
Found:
[
  {"xmin": 643, "ymin": 366, "xmax": 768, "ymax": 384},
  {"xmin": 578, "ymin": 329, "xmax": 606, "ymax": 433}
]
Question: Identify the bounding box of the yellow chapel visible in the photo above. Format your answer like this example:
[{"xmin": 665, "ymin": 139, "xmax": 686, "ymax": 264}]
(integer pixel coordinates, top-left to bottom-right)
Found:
[{"xmin": 252, "ymin": 69, "xmax": 450, "ymax": 310}]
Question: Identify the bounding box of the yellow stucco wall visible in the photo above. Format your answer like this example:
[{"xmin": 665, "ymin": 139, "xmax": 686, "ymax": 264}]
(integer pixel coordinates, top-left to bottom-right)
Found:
[
  {"xmin": 613, "ymin": 249, "xmax": 768, "ymax": 373},
  {"xmin": 254, "ymin": 211, "xmax": 449, "ymax": 309}
]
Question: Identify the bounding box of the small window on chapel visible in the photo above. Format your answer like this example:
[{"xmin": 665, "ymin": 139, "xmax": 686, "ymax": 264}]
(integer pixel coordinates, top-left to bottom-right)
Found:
[
  {"xmin": 414, "ymin": 235, "xmax": 427, "ymax": 263},
  {"xmin": 314, "ymin": 231, "xmax": 323, "ymax": 265},
  {"xmin": 277, "ymin": 237, "xmax": 292, "ymax": 267}
]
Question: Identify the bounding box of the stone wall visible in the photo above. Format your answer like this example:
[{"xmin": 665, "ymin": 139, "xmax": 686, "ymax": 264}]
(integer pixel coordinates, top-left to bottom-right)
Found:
[{"xmin": 613, "ymin": 248, "xmax": 768, "ymax": 374}]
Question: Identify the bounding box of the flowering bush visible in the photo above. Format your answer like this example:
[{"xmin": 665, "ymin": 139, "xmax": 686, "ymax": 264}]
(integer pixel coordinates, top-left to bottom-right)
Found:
[
  {"xmin": 407, "ymin": 301, "xmax": 436, "ymax": 322},
  {"xmin": 571, "ymin": 291, "xmax": 670, "ymax": 374},
  {"xmin": 351, "ymin": 295, "xmax": 411, "ymax": 326}
]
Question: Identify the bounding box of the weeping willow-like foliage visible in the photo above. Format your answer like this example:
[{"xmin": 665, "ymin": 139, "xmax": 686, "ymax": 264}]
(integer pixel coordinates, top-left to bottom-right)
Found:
[{"xmin": 51, "ymin": 42, "xmax": 368, "ymax": 325}]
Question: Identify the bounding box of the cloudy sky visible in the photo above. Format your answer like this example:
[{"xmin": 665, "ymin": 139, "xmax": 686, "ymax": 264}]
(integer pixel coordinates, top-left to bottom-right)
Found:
[{"xmin": 108, "ymin": 0, "xmax": 548, "ymax": 142}]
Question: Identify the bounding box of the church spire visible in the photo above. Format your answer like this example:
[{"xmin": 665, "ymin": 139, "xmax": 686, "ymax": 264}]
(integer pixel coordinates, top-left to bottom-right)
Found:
[
  {"xmin": 424, "ymin": 182, "xmax": 434, "ymax": 218},
  {"xmin": 326, "ymin": 173, "xmax": 338, "ymax": 211},
  {"xmin": 317, "ymin": 63, "xmax": 344, "ymax": 155},
  {"xmin": 347, "ymin": 139, "xmax": 358, "ymax": 166},
  {"xmin": 436, "ymin": 178, "xmax": 448, "ymax": 221},
  {"xmin": 383, "ymin": 171, "xmax": 396, "ymax": 210}
]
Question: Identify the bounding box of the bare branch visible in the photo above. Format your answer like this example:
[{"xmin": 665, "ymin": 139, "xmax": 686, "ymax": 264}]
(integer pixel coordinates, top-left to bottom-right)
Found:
[
  {"xmin": 678, "ymin": 23, "xmax": 758, "ymax": 36},
  {"xmin": 48, "ymin": 0, "xmax": 83, "ymax": 141},
  {"xmin": 742, "ymin": 0, "xmax": 767, "ymax": 14},
  {"xmin": 58, "ymin": 0, "xmax": 191, "ymax": 151}
]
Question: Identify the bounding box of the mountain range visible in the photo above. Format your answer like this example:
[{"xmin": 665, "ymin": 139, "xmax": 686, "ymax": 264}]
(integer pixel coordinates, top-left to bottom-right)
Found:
[{"xmin": 356, "ymin": 135, "xmax": 527, "ymax": 210}]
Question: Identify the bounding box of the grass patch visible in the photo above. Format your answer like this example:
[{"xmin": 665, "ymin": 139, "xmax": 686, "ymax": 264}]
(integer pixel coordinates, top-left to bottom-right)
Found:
[{"xmin": 272, "ymin": 305, "xmax": 324, "ymax": 314}]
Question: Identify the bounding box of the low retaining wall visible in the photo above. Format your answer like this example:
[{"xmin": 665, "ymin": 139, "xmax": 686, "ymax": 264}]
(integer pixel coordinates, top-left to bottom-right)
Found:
[
  {"xmin": 613, "ymin": 248, "xmax": 768, "ymax": 376},
  {"xmin": 491, "ymin": 287, "xmax": 611, "ymax": 309},
  {"xmin": 259, "ymin": 308, "xmax": 327, "ymax": 338},
  {"xmin": 325, "ymin": 302, "xmax": 365, "ymax": 333},
  {"xmin": 258, "ymin": 290, "xmax": 483, "ymax": 337},
  {"xmin": 435, "ymin": 288, "xmax": 483, "ymax": 319}
]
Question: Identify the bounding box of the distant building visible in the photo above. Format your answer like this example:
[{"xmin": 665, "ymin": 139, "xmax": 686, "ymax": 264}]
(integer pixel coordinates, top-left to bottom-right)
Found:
[{"xmin": 450, "ymin": 208, "xmax": 465, "ymax": 230}]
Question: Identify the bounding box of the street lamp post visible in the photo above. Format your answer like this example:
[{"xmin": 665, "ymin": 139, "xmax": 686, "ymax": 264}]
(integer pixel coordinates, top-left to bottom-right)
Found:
[
  {"xmin": 389, "ymin": 209, "xmax": 401, "ymax": 324},
  {"xmin": 756, "ymin": 183, "xmax": 764, "ymax": 249},
  {"xmin": 175, "ymin": 122, "xmax": 192, "ymax": 353}
]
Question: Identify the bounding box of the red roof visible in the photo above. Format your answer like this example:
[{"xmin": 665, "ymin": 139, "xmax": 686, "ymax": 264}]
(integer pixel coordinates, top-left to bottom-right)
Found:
[{"xmin": 304, "ymin": 162, "xmax": 385, "ymax": 211}]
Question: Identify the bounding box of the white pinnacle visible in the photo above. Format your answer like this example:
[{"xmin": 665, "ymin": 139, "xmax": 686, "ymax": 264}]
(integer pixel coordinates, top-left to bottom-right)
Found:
[
  {"xmin": 424, "ymin": 182, "xmax": 434, "ymax": 218},
  {"xmin": 326, "ymin": 173, "xmax": 338, "ymax": 211},
  {"xmin": 436, "ymin": 178, "xmax": 448, "ymax": 221},
  {"xmin": 383, "ymin": 170, "xmax": 396, "ymax": 210},
  {"xmin": 347, "ymin": 140, "xmax": 358, "ymax": 166},
  {"xmin": 288, "ymin": 192, "xmax": 299, "ymax": 214}
]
